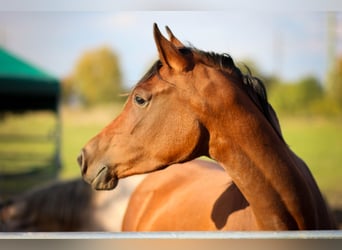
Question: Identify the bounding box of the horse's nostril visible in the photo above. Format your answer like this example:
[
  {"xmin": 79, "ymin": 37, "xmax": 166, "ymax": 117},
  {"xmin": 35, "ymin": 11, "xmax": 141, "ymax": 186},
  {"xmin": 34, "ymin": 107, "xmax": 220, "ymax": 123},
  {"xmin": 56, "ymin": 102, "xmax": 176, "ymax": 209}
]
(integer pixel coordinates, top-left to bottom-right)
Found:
[{"xmin": 77, "ymin": 149, "xmax": 87, "ymax": 175}]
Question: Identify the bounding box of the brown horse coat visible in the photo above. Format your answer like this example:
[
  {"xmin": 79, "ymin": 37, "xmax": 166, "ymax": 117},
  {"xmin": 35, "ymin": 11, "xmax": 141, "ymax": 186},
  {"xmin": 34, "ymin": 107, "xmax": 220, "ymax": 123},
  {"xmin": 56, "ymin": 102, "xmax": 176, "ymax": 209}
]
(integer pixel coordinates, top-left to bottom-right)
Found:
[
  {"xmin": 79, "ymin": 24, "xmax": 336, "ymax": 230},
  {"xmin": 123, "ymin": 159, "xmax": 258, "ymax": 231}
]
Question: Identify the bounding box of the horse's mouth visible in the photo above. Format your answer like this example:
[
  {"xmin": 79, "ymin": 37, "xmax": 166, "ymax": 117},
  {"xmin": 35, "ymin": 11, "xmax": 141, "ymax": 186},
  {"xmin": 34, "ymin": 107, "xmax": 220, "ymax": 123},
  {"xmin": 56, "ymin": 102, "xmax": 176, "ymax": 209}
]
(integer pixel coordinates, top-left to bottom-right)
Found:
[{"xmin": 91, "ymin": 165, "xmax": 118, "ymax": 190}]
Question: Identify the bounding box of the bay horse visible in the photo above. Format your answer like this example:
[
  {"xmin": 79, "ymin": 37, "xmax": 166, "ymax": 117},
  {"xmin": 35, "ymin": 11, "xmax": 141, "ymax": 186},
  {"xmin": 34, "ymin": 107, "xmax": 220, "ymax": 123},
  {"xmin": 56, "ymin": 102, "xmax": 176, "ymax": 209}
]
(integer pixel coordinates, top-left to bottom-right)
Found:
[
  {"xmin": 78, "ymin": 24, "xmax": 336, "ymax": 230},
  {"xmin": 0, "ymin": 176, "xmax": 143, "ymax": 231}
]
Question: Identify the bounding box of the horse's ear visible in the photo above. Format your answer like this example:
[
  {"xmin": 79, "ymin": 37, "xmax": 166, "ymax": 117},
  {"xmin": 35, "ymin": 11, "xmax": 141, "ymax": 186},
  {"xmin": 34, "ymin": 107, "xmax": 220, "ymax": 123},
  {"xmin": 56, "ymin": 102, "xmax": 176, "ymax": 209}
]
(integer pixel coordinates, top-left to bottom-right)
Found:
[
  {"xmin": 153, "ymin": 23, "xmax": 190, "ymax": 72},
  {"xmin": 165, "ymin": 26, "xmax": 184, "ymax": 48}
]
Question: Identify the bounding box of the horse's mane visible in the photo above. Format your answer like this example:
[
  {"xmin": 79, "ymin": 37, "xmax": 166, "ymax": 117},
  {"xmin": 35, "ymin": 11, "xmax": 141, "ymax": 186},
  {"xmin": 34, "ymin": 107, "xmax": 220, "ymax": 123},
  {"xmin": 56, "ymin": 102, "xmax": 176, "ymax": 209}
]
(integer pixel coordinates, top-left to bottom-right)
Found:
[
  {"xmin": 1, "ymin": 179, "xmax": 94, "ymax": 231},
  {"xmin": 138, "ymin": 46, "xmax": 284, "ymax": 141}
]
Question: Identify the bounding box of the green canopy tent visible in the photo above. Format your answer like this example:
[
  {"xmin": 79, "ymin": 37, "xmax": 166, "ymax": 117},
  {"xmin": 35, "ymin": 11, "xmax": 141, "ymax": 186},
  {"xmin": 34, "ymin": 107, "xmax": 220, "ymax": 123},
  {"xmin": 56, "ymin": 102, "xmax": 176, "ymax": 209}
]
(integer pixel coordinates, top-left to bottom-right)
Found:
[
  {"xmin": 0, "ymin": 47, "xmax": 59, "ymax": 112},
  {"xmin": 0, "ymin": 47, "xmax": 61, "ymax": 195}
]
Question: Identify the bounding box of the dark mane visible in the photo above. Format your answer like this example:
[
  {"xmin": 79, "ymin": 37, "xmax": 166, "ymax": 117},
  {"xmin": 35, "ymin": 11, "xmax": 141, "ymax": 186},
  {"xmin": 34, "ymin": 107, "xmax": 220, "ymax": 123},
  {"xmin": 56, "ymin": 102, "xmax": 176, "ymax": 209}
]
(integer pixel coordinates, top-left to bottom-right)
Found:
[
  {"xmin": 194, "ymin": 49, "xmax": 268, "ymax": 111},
  {"xmin": 192, "ymin": 47, "xmax": 284, "ymax": 141}
]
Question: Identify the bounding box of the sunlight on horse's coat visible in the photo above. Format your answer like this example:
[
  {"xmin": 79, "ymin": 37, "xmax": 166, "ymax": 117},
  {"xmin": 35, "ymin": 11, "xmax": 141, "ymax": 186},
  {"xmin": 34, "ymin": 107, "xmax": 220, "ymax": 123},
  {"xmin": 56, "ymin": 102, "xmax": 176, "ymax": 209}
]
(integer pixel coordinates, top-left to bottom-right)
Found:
[{"xmin": 79, "ymin": 24, "xmax": 336, "ymax": 230}]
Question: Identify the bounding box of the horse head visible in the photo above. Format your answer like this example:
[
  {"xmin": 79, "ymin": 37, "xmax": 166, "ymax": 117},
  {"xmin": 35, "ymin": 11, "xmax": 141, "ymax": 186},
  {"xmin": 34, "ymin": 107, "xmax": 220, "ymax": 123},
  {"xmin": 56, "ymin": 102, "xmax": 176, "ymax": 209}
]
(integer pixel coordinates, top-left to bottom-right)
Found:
[{"xmin": 78, "ymin": 24, "xmax": 276, "ymax": 191}]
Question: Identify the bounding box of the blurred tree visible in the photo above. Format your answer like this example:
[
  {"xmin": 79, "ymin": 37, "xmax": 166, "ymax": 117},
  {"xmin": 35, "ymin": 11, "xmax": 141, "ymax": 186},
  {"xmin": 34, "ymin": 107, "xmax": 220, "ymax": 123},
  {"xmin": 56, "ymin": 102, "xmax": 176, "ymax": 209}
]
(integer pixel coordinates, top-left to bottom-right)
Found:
[
  {"xmin": 326, "ymin": 57, "xmax": 342, "ymax": 108},
  {"xmin": 269, "ymin": 75, "xmax": 323, "ymax": 115},
  {"xmin": 63, "ymin": 46, "xmax": 122, "ymax": 106},
  {"xmin": 61, "ymin": 75, "xmax": 74, "ymax": 104},
  {"xmin": 296, "ymin": 76, "xmax": 323, "ymax": 104}
]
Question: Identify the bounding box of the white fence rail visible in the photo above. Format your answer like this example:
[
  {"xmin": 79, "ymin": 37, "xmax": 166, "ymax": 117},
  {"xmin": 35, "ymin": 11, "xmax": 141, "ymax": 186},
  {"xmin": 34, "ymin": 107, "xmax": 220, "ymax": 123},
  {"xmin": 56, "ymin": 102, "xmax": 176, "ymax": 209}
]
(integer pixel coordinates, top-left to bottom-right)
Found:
[
  {"xmin": 1, "ymin": 231, "xmax": 341, "ymax": 250},
  {"xmin": 1, "ymin": 230, "xmax": 342, "ymax": 239}
]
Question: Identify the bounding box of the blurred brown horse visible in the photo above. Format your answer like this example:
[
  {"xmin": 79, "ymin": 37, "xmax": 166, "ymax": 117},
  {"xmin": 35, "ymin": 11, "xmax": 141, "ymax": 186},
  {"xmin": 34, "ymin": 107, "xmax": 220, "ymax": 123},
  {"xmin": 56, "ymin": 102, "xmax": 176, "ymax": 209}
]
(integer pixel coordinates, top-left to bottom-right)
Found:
[
  {"xmin": 78, "ymin": 24, "xmax": 336, "ymax": 230},
  {"xmin": 0, "ymin": 176, "xmax": 143, "ymax": 231}
]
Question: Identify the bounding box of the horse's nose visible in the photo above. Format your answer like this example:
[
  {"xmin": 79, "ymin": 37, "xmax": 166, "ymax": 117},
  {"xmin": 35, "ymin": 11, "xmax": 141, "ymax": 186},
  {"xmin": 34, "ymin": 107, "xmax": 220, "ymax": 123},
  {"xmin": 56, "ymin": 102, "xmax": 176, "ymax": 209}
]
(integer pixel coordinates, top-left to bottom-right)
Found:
[{"xmin": 77, "ymin": 149, "xmax": 87, "ymax": 175}]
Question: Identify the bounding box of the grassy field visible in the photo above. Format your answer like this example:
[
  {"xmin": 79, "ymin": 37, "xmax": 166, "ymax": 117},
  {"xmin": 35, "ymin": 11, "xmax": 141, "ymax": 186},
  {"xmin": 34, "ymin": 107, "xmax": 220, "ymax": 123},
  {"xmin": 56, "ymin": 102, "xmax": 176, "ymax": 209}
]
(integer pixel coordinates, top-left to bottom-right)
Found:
[
  {"xmin": 0, "ymin": 111, "xmax": 60, "ymax": 195},
  {"xmin": 1, "ymin": 104, "xmax": 341, "ymax": 209},
  {"xmin": 279, "ymin": 116, "xmax": 342, "ymax": 208}
]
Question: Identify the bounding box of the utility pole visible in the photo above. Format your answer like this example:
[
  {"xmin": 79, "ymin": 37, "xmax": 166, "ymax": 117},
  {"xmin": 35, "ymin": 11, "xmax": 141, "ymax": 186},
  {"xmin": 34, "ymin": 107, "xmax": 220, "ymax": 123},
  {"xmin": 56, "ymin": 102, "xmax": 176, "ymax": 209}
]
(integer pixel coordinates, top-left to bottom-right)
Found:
[
  {"xmin": 273, "ymin": 30, "xmax": 283, "ymax": 79},
  {"xmin": 326, "ymin": 12, "xmax": 336, "ymax": 78}
]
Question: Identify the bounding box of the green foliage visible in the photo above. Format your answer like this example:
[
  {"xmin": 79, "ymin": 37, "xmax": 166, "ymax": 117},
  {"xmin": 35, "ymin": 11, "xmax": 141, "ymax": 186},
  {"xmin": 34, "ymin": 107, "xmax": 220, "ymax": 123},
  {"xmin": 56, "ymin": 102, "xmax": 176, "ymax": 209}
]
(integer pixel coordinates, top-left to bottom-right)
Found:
[
  {"xmin": 268, "ymin": 75, "xmax": 324, "ymax": 115},
  {"xmin": 62, "ymin": 46, "xmax": 123, "ymax": 106},
  {"xmin": 238, "ymin": 57, "xmax": 342, "ymax": 117}
]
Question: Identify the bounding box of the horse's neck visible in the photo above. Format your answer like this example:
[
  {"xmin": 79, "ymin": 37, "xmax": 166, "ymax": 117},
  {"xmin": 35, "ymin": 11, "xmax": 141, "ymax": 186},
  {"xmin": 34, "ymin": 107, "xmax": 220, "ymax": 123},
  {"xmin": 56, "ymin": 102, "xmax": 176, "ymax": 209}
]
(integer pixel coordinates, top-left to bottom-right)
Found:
[{"xmin": 208, "ymin": 113, "xmax": 319, "ymax": 230}]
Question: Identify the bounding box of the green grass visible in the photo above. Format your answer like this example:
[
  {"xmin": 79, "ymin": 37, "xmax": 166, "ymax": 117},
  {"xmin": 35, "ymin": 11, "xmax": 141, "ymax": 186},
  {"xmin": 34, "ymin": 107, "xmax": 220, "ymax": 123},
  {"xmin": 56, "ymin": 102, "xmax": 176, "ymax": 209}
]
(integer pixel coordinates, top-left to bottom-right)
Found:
[
  {"xmin": 1, "ymin": 105, "xmax": 341, "ymax": 208},
  {"xmin": 0, "ymin": 111, "xmax": 59, "ymax": 195},
  {"xmin": 280, "ymin": 116, "xmax": 342, "ymax": 207},
  {"xmin": 0, "ymin": 111, "xmax": 57, "ymax": 173}
]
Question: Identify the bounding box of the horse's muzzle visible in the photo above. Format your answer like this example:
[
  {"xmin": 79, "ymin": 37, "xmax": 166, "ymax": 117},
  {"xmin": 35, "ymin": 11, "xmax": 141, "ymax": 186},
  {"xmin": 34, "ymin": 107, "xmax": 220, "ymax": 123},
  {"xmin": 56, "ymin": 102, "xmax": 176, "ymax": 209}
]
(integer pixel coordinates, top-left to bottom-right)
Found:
[{"xmin": 77, "ymin": 149, "xmax": 118, "ymax": 190}]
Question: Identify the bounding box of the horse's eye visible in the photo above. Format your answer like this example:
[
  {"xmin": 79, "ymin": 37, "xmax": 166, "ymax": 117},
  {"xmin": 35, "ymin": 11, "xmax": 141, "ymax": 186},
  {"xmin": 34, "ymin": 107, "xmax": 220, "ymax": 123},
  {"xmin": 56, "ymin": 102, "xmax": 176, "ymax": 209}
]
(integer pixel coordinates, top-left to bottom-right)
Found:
[{"xmin": 134, "ymin": 95, "xmax": 148, "ymax": 107}]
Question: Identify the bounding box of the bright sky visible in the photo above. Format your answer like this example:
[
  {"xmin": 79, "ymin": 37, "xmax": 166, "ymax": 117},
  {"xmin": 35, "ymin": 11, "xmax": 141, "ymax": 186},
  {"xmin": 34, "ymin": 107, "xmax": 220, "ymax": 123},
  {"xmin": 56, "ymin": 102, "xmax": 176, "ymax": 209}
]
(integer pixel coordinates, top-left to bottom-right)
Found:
[{"xmin": 0, "ymin": 1, "xmax": 341, "ymax": 88}]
